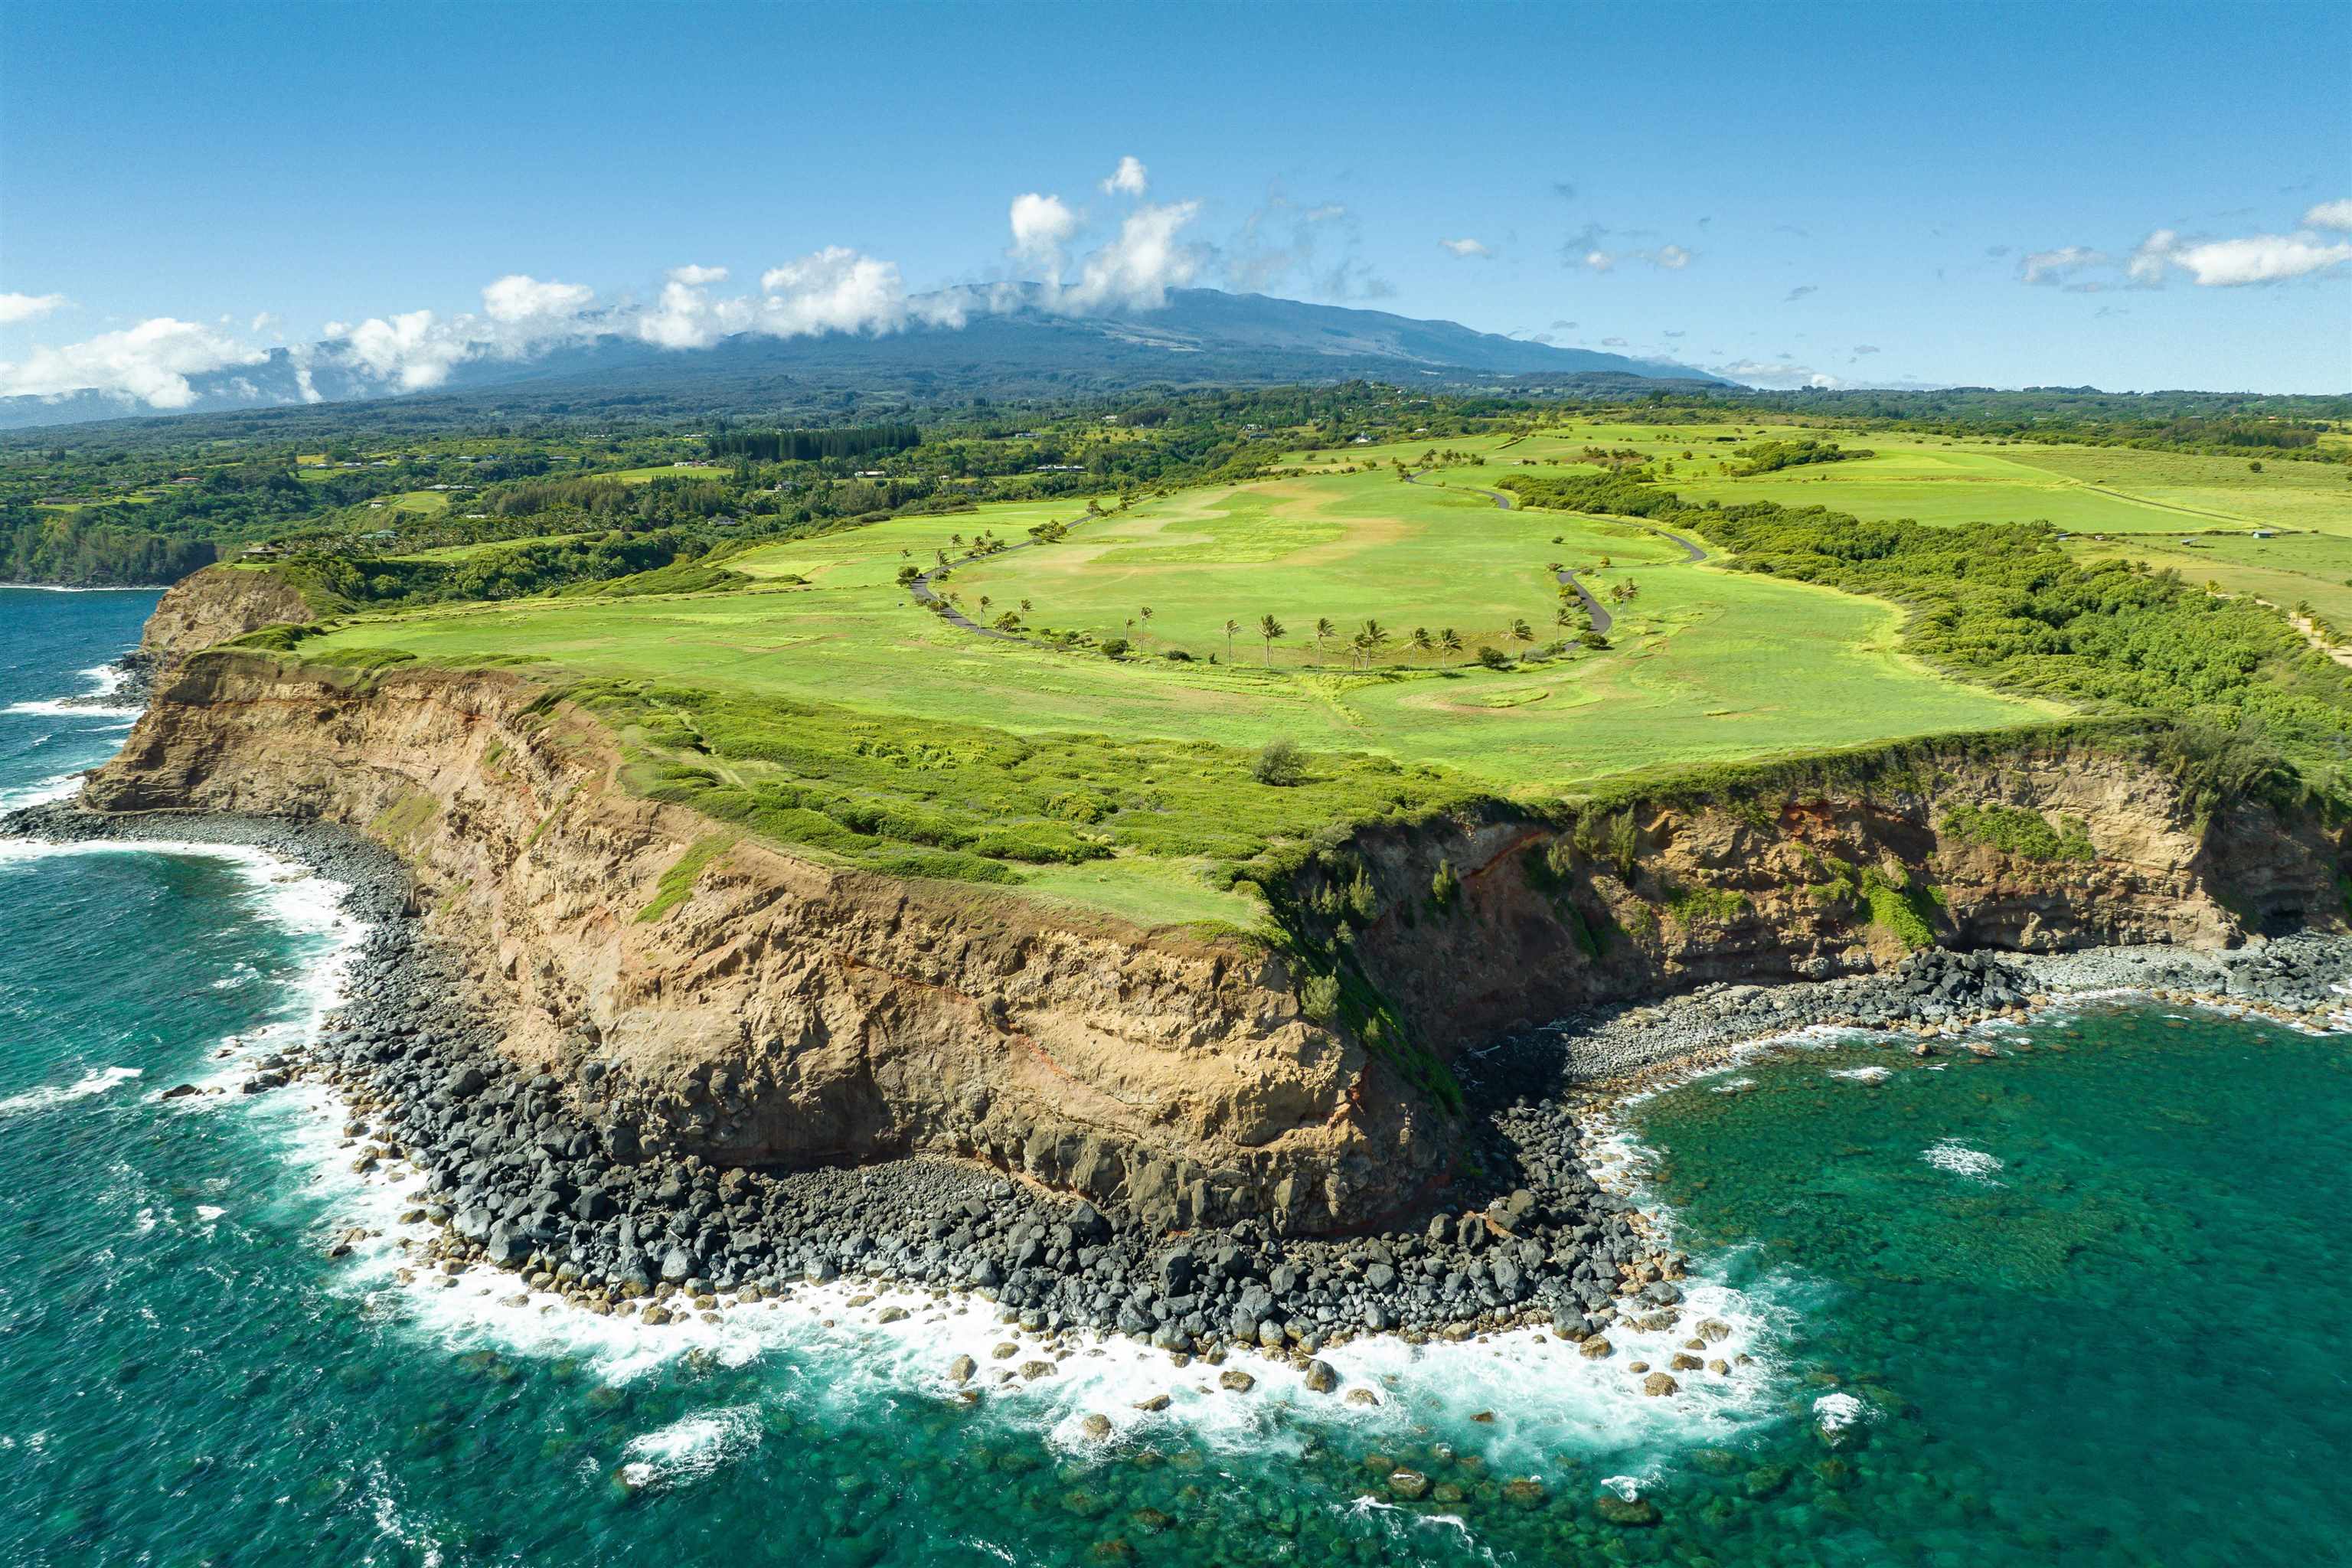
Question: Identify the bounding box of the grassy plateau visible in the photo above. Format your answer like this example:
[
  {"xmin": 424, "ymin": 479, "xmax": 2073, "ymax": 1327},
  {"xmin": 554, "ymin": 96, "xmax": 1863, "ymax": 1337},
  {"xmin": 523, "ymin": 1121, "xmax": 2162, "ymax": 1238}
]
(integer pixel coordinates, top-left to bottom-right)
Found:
[{"xmin": 280, "ymin": 436, "xmax": 2092, "ymax": 922}]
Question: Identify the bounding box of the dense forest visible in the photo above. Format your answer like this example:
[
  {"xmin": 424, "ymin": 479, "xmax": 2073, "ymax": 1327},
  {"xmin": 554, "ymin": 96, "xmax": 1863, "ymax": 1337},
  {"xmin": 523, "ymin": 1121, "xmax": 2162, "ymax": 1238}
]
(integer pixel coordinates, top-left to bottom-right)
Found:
[{"xmin": 708, "ymin": 423, "xmax": 923, "ymax": 462}]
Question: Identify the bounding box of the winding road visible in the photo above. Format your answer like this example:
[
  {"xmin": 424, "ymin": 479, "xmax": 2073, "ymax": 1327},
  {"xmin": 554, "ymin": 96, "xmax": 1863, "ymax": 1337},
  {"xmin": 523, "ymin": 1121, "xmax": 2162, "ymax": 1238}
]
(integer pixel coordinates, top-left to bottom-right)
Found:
[
  {"xmin": 1401, "ymin": 467, "xmax": 1717, "ymax": 636},
  {"xmin": 905, "ymin": 511, "xmax": 1094, "ymax": 642},
  {"xmin": 909, "ymin": 472, "xmax": 1714, "ymax": 659}
]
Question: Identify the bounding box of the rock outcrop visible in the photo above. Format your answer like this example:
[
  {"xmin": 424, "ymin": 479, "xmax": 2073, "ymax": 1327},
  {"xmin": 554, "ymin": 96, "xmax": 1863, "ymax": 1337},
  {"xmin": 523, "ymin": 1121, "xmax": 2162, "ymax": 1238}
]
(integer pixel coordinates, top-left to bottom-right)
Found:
[{"xmin": 136, "ymin": 566, "xmax": 315, "ymax": 674}]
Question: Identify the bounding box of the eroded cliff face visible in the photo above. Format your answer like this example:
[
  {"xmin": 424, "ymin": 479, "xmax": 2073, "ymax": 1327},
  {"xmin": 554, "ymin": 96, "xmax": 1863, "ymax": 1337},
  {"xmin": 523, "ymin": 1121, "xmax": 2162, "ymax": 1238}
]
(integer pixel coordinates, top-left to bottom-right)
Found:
[
  {"xmin": 1314, "ymin": 743, "xmax": 2347, "ymax": 1057},
  {"xmin": 82, "ymin": 590, "xmax": 2350, "ymax": 1236},
  {"xmin": 87, "ymin": 653, "xmax": 1437, "ymax": 1235},
  {"xmin": 138, "ymin": 567, "xmax": 313, "ymax": 672}
]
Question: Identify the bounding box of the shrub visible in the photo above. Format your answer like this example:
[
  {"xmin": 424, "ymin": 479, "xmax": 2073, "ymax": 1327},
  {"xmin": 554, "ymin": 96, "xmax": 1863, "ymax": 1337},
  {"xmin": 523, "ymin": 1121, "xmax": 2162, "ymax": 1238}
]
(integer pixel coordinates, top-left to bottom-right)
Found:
[
  {"xmin": 1300, "ymin": 972, "xmax": 1342, "ymax": 1023},
  {"xmin": 1475, "ymin": 646, "xmax": 1512, "ymax": 669},
  {"xmin": 1430, "ymin": 858, "xmax": 1461, "ymax": 910},
  {"xmin": 1254, "ymin": 737, "xmax": 1308, "ymax": 786},
  {"xmin": 1099, "ymin": 636, "xmax": 1130, "ymax": 658}
]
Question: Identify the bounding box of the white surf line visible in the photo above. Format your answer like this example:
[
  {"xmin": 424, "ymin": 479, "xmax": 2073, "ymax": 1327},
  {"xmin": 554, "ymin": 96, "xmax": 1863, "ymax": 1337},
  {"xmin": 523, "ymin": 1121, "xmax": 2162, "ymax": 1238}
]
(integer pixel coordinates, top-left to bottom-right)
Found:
[
  {"xmin": 275, "ymin": 1066, "xmax": 1793, "ymax": 1475},
  {"xmin": 0, "ymin": 1065, "xmax": 144, "ymax": 1117},
  {"xmin": 2, "ymin": 661, "xmax": 142, "ymax": 718}
]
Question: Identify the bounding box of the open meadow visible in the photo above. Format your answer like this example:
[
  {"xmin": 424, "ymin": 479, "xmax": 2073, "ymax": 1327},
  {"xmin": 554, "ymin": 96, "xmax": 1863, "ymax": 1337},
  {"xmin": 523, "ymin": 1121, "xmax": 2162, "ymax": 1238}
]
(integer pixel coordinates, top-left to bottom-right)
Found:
[{"xmin": 293, "ymin": 462, "xmax": 2054, "ymax": 919}]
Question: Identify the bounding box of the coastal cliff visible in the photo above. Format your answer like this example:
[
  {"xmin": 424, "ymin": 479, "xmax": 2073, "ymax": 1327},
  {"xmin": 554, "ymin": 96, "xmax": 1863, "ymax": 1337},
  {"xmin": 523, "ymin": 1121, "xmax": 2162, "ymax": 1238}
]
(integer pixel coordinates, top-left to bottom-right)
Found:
[
  {"xmin": 89, "ymin": 650, "xmax": 1436, "ymax": 1236},
  {"xmin": 1291, "ymin": 737, "xmax": 2347, "ymax": 1058},
  {"xmin": 75, "ymin": 570, "xmax": 2351, "ymax": 1238}
]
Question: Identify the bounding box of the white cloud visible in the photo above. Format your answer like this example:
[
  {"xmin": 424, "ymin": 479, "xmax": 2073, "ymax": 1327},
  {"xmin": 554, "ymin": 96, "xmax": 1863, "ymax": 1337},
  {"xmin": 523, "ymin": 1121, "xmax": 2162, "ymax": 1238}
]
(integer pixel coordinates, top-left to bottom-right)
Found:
[
  {"xmin": 338, "ymin": 309, "xmax": 475, "ymax": 390},
  {"xmin": 0, "ymin": 291, "xmax": 69, "ymax": 325},
  {"xmin": 1009, "ymin": 192, "xmax": 1081, "ymax": 272},
  {"xmin": 2125, "ymin": 230, "xmax": 2177, "ymax": 286},
  {"xmin": 2027, "ymin": 207, "xmax": 2352, "ymax": 292},
  {"xmin": 1439, "ymin": 237, "xmax": 1491, "ymax": 259},
  {"xmin": 249, "ymin": 311, "xmax": 279, "ymax": 335},
  {"xmin": 635, "ymin": 271, "xmax": 752, "ymax": 350},
  {"xmin": 2158, "ymin": 231, "xmax": 2352, "ymax": 286},
  {"xmin": 1100, "ymin": 156, "xmax": 1148, "ymax": 197},
  {"xmin": 1714, "ymin": 358, "xmax": 1840, "ymax": 389},
  {"xmin": 2020, "ymin": 246, "xmax": 2106, "ymax": 285},
  {"xmin": 758, "ymin": 247, "xmax": 915, "ymax": 336},
  {"xmin": 1059, "ymin": 201, "xmax": 1203, "ymax": 312},
  {"xmin": 1583, "ymin": 244, "xmax": 1690, "ymax": 272},
  {"xmin": 1223, "ymin": 192, "xmax": 1382, "ymax": 299},
  {"xmin": 0, "ymin": 316, "xmax": 264, "ymax": 407},
  {"xmin": 482, "ymin": 273, "xmax": 595, "ymax": 321}
]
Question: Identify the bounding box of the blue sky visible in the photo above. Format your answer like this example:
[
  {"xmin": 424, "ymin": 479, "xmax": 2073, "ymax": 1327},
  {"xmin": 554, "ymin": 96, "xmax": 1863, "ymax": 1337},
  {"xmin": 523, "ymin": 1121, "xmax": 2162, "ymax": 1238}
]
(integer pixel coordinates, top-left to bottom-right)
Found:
[{"xmin": 2, "ymin": 0, "xmax": 2347, "ymax": 409}]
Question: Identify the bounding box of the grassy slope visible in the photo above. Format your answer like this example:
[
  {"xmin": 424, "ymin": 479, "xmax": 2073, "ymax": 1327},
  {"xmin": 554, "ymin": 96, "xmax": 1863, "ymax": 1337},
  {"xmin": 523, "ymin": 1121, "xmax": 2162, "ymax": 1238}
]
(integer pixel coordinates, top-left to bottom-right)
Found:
[{"xmin": 289, "ymin": 462, "xmax": 2047, "ymax": 918}]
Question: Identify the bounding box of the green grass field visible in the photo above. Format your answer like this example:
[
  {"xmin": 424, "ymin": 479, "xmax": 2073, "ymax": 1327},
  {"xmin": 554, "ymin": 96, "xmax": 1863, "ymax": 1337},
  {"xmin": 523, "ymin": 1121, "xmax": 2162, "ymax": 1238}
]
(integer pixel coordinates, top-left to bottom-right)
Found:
[
  {"xmin": 2065, "ymin": 531, "xmax": 2352, "ymax": 631},
  {"xmin": 389, "ymin": 532, "xmax": 581, "ymax": 562},
  {"xmin": 1291, "ymin": 421, "xmax": 2347, "ymax": 538},
  {"xmin": 289, "ymin": 462, "xmax": 2057, "ymax": 918},
  {"xmin": 609, "ymin": 464, "xmax": 730, "ymax": 484}
]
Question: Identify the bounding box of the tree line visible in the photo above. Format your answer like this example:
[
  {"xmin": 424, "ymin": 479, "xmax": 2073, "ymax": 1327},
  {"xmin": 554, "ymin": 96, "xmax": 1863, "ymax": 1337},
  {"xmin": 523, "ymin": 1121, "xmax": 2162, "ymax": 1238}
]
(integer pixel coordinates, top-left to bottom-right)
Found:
[{"xmin": 707, "ymin": 424, "xmax": 923, "ymax": 463}]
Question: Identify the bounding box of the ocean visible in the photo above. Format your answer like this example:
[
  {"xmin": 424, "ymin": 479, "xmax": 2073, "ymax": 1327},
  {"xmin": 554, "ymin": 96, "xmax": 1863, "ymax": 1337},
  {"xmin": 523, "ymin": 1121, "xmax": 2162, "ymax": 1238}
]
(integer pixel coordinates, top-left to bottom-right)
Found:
[{"xmin": 1, "ymin": 584, "xmax": 2345, "ymax": 1566}]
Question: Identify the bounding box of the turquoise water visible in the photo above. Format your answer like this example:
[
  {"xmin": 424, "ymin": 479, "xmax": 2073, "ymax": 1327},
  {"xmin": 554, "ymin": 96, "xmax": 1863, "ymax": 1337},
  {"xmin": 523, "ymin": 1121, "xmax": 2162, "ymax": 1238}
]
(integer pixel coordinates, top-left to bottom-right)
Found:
[{"xmin": 2, "ymin": 586, "xmax": 2347, "ymax": 1566}]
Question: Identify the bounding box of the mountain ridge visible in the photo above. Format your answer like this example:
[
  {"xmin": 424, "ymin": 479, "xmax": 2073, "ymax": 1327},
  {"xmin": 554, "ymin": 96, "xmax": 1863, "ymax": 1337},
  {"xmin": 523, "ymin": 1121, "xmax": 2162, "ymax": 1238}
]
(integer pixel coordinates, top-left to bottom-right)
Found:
[{"xmin": 0, "ymin": 288, "xmax": 1722, "ymax": 432}]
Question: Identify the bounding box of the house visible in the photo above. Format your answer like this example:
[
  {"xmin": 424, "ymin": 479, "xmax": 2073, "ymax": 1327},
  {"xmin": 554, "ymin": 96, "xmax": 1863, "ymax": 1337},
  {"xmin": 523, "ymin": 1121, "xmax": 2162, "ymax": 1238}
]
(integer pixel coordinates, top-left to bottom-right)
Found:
[
  {"xmin": 2251, "ymin": 530, "xmax": 2275, "ymax": 539},
  {"xmin": 241, "ymin": 544, "xmax": 285, "ymax": 560},
  {"xmin": 855, "ymin": 469, "xmax": 890, "ymax": 478}
]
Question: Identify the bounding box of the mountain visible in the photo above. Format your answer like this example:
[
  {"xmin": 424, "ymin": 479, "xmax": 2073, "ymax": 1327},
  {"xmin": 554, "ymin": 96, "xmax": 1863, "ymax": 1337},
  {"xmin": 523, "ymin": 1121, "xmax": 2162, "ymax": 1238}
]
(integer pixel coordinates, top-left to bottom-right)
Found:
[{"xmin": 0, "ymin": 289, "xmax": 1723, "ymax": 432}]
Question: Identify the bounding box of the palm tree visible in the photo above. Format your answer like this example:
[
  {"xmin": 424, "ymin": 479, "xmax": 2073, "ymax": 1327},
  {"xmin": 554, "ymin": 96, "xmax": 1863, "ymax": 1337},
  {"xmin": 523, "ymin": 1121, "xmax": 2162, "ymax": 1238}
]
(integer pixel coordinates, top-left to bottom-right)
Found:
[
  {"xmin": 1358, "ymin": 619, "xmax": 1390, "ymax": 665},
  {"xmin": 979, "ymin": 595, "xmax": 992, "ymax": 613},
  {"xmin": 1223, "ymin": 619, "xmax": 1242, "ymax": 659},
  {"xmin": 1440, "ymin": 628, "xmax": 1463, "ymax": 655},
  {"xmin": 1140, "ymin": 606, "xmax": 1155, "ymax": 629},
  {"xmin": 1314, "ymin": 616, "xmax": 1336, "ymax": 655},
  {"xmin": 1411, "ymin": 626, "xmax": 1434, "ymax": 655},
  {"xmin": 1348, "ymin": 630, "xmax": 1373, "ymax": 668},
  {"xmin": 1259, "ymin": 614, "xmax": 1286, "ymax": 665},
  {"xmin": 1019, "ymin": 599, "xmax": 1032, "ymax": 613},
  {"xmin": 1511, "ymin": 618, "xmax": 1533, "ymax": 642}
]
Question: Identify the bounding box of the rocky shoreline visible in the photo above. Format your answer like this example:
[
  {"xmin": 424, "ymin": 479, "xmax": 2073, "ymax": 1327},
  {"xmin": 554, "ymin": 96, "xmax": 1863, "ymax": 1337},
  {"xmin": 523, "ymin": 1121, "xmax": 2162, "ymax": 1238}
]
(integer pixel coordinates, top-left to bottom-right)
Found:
[
  {"xmin": 9, "ymin": 795, "xmax": 2350, "ymax": 1403},
  {"xmin": 2, "ymin": 801, "xmax": 1706, "ymax": 1393}
]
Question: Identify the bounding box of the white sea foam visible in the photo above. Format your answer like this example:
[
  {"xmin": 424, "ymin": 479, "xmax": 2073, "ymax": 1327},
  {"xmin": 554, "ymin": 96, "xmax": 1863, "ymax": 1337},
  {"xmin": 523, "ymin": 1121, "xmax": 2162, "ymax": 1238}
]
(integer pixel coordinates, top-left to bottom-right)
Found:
[
  {"xmin": 0, "ymin": 770, "xmax": 87, "ymax": 811},
  {"xmin": 0, "ymin": 1064, "xmax": 142, "ymax": 1116},
  {"xmin": 1813, "ymin": 1390, "xmax": 1866, "ymax": 1431},
  {"xmin": 0, "ymin": 583, "xmax": 161, "ymax": 593},
  {"xmin": 3, "ymin": 662, "xmax": 140, "ymax": 719},
  {"xmin": 1922, "ymin": 1138, "xmax": 2004, "ymax": 1181},
  {"xmin": 1828, "ymin": 1065, "xmax": 1891, "ymax": 1083},
  {"xmin": 617, "ymin": 1406, "xmax": 765, "ymax": 1490}
]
